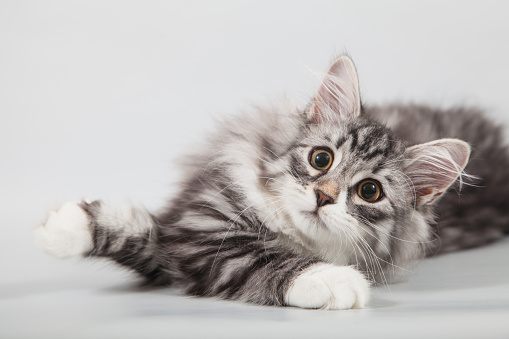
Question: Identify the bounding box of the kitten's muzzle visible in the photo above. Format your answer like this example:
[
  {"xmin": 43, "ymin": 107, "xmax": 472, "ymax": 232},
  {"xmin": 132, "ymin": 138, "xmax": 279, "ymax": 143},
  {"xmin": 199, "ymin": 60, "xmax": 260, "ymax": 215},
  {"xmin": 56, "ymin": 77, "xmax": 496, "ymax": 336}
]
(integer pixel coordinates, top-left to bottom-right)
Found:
[{"xmin": 316, "ymin": 189, "xmax": 334, "ymax": 208}]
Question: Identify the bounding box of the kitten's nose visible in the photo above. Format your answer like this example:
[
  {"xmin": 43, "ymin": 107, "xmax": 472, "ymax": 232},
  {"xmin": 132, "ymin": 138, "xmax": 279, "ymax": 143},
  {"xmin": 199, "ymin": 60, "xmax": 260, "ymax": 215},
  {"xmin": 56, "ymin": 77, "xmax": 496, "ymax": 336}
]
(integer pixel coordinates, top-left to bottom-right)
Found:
[{"xmin": 316, "ymin": 189, "xmax": 334, "ymax": 208}]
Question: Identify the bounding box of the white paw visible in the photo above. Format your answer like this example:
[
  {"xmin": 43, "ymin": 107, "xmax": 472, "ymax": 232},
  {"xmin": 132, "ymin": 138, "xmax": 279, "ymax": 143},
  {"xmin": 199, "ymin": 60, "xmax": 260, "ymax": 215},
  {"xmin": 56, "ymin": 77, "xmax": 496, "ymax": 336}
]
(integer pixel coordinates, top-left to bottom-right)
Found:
[
  {"xmin": 285, "ymin": 264, "xmax": 370, "ymax": 310},
  {"xmin": 34, "ymin": 202, "xmax": 93, "ymax": 258}
]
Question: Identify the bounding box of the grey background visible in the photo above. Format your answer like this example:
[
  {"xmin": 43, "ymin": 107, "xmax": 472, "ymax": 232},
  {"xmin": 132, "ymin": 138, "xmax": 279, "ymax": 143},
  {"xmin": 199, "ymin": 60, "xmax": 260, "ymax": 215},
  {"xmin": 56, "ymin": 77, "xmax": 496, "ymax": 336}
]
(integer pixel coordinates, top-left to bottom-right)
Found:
[{"xmin": 1, "ymin": 1, "xmax": 508, "ymax": 338}]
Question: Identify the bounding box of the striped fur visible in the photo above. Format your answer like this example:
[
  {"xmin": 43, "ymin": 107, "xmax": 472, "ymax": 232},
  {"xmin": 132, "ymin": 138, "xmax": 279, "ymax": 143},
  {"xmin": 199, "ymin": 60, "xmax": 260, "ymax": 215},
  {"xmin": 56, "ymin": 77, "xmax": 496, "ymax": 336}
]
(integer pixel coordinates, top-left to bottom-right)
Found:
[{"xmin": 35, "ymin": 55, "xmax": 509, "ymax": 309}]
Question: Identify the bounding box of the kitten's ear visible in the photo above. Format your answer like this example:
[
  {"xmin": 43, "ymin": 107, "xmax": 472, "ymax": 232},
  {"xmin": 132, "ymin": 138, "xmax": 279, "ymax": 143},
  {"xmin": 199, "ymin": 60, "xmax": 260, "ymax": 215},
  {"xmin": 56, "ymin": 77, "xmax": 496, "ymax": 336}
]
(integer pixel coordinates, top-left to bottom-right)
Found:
[
  {"xmin": 404, "ymin": 139, "xmax": 471, "ymax": 206},
  {"xmin": 309, "ymin": 55, "xmax": 361, "ymax": 122}
]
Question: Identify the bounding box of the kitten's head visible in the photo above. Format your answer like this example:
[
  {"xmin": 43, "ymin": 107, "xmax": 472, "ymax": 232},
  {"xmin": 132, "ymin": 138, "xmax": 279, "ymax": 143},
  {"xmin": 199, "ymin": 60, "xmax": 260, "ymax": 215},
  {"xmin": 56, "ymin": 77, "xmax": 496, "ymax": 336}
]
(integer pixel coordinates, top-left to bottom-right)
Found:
[{"xmin": 262, "ymin": 56, "xmax": 471, "ymax": 280}]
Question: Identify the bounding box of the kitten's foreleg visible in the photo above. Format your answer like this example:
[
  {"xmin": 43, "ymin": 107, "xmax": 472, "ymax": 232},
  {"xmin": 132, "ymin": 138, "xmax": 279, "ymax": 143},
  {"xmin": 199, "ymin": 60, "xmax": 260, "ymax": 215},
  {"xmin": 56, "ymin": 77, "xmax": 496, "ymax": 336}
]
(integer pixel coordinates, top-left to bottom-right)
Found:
[
  {"xmin": 35, "ymin": 200, "xmax": 163, "ymax": 281},
  {"xmin": 170, "ymin": 230, "xmax": 370, "ymax": 309},
  {"xmin": 284, "ymin": 263, "xmax": 370, "ymax": 309},
  {"xmin": 35, "ymin": 202, "xmax": 94, "ymax": 258}
]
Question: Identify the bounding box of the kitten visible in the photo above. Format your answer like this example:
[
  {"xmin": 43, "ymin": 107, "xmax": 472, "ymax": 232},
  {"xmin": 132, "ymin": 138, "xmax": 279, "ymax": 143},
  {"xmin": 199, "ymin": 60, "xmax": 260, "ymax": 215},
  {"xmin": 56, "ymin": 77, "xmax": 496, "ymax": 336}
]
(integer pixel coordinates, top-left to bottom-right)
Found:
[{"xmin": 34, "ymin": 56, "xmax": 509, "ymax": 310}]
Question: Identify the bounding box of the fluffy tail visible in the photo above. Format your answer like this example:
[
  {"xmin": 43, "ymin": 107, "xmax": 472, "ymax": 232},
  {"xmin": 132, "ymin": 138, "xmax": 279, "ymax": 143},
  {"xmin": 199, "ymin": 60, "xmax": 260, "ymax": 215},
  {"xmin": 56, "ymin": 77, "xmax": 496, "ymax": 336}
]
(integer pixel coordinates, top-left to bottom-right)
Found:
[{"xmin": 34, "ymin": 200, "xmax": 167, "ymax": 284}]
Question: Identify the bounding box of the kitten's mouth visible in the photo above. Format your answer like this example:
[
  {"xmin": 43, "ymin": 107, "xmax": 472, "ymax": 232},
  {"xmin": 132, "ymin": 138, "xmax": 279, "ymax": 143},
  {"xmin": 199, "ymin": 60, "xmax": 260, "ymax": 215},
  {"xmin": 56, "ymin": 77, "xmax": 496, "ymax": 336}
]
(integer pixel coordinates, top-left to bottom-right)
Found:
[
  {"xmin": 303, "ymin": 209, "xmax": 318, "ymax": 217},
  {"xmin": 303, "ymin": 209, "xmax": 327, "ymax": 225}
]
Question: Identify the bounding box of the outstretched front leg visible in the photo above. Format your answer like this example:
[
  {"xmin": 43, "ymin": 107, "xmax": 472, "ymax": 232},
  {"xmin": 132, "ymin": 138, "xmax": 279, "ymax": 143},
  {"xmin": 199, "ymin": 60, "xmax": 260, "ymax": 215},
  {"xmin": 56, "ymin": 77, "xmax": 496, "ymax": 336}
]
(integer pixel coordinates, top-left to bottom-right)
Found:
[
  {"xmin": 160, "ymin": 225, "xmax": 370, "ymax": 309},
  {"xmin": 34, "ymin": 200, "xmax": 164, "ymax": 282}
]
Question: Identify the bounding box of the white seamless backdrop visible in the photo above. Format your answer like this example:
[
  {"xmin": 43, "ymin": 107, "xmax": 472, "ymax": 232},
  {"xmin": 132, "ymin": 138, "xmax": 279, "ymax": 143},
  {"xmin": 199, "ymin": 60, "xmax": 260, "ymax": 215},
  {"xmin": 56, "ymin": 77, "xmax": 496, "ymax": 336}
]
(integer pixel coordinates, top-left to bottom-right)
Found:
[{"xmin": 1, "ymin": 1, "xmax": 508, "ymax": 338}]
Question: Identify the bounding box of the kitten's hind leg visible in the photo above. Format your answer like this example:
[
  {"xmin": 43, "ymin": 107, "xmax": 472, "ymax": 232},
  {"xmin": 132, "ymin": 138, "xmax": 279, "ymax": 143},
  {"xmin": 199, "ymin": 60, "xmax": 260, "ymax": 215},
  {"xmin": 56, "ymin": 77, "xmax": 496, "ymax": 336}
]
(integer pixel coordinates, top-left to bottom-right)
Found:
[{"xmin": 35, "ymin": 200, "xmax": 163, "ymax": 282}]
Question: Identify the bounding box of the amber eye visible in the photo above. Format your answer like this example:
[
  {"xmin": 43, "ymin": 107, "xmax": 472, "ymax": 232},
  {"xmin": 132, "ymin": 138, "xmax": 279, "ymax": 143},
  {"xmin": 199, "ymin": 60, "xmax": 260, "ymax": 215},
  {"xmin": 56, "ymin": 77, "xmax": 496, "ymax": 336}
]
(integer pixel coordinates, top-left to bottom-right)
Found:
[
  {"xmin": 357, "ymin": 179, "xmax": 383, "ymax": 202},
  {"xmin": 309, "ymin": 148, "xmax": 334, "ymax": 170}
]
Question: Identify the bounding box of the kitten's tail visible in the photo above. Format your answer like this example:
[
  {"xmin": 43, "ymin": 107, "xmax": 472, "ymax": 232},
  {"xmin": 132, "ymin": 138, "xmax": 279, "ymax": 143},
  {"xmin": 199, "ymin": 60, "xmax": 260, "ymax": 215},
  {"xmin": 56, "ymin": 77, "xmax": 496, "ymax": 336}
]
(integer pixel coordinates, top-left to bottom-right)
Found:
[{"xmin": 34, "ymin": 200, "xmax": 168, "ymax": 284}]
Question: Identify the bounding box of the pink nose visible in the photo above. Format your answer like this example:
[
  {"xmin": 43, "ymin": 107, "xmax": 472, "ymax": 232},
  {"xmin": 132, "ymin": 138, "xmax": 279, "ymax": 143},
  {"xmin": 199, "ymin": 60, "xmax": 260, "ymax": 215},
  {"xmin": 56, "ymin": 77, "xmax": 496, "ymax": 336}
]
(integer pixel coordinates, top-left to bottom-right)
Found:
[{"xmin": 316, "ymin": 189, "xmax": 334, "ymax": 208}]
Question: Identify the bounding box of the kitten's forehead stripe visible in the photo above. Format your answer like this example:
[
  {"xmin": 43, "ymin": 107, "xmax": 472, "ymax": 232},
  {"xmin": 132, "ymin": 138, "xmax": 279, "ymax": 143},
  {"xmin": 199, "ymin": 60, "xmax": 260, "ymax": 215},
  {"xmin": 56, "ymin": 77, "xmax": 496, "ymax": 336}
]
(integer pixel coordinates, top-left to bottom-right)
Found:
[
  {"xmin": 372, "ymin": 163, "xmax": 385, "ymax": 174},
  {"xmin": 335, "ymin": 136, "xmax": 347, "ymax": 149},
  {"xmin": 349, "ymin": 129, "xmax": 359, "ymax": 151},
  {"xmin": 362, "ymin": 148, "xmax": 388, "ymax": 162},
  {"xmin": 357, "ymin": 127, "xmax": 384, "ymax": 152},
  {"xmin": 341, "ymin": 124, "xmax": 400, "ymax": 165}
]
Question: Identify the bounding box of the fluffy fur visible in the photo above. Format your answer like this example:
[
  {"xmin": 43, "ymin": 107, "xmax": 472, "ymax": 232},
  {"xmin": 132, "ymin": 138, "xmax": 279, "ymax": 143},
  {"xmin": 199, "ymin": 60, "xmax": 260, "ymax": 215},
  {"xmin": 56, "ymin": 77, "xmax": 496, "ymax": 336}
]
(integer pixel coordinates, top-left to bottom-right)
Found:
[
  {"xmin": 367, "ymin": 105, "xmax": 509, "ymax": 253},
  {"xmin": 35, "ymin": 56, "xmax": 509, "ymax": 309}
]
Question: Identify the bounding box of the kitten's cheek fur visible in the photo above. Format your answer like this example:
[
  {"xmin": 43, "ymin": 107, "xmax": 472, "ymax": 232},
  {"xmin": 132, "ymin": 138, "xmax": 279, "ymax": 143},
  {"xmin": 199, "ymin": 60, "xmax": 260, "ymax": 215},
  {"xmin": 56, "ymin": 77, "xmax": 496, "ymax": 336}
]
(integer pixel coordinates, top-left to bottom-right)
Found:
[
  {"xmin": 34, "ymin": 202, "xmax": 93, "ymax": 258},
  {"xmin": 284, "ymin": 263, "xmax": 370, "ymax": 310}
]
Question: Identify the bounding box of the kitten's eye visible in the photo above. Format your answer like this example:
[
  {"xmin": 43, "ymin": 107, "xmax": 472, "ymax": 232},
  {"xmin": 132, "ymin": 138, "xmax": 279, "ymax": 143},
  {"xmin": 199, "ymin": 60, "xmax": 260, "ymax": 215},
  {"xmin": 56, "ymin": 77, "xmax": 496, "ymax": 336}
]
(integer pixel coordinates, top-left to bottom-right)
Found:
[
  {"xmin": 357, "ymin": 179, "xmax": 383, "ymax": 202},
  {"xmin": 309, "ymin": 148, "xmax": 334, "ymax": 170}
]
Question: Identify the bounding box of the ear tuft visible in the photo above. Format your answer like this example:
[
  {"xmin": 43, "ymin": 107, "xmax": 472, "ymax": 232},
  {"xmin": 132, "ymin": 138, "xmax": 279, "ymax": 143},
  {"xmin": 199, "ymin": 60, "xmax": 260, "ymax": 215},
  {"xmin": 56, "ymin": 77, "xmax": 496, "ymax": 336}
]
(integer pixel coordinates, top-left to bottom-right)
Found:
[
  {"xmin": 310, "ymin": 55, "xmax": 361, "ymax": 123},
  {"xmin": 404, "ymin": 139, "xmax": 471, "ymax": 205}
]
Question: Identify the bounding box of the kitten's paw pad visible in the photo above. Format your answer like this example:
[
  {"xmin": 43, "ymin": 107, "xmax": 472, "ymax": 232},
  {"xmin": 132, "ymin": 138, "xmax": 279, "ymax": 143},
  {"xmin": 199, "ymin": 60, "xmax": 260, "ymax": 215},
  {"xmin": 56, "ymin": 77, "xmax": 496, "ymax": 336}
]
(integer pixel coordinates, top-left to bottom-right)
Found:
[
  {"xmin": 285, "ymin": 264, "xmax": 370, "ymax": 310},
  {"xmin": 34, "ymin": 202, "xmax": 93, "ymax": 258}
]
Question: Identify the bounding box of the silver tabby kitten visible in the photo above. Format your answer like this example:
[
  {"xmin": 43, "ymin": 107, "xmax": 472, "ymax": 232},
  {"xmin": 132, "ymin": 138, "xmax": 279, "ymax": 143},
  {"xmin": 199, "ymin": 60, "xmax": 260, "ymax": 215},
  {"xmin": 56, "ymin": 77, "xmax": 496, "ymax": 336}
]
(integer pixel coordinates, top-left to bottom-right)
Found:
[{"xmin": 35, "ymin": 56, "xmax": 509, "ymax": 309}]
